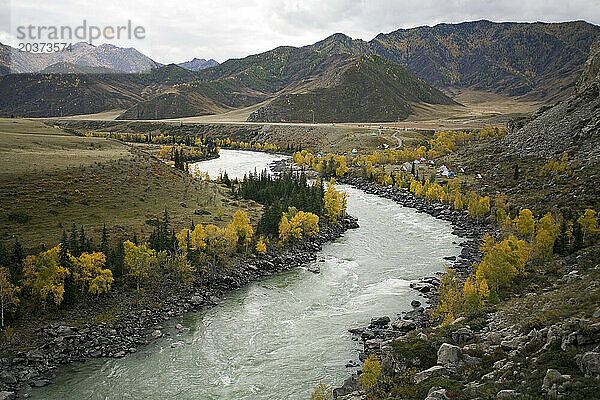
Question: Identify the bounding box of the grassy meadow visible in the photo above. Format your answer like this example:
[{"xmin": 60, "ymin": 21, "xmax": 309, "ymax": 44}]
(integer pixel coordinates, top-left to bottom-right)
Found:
[{"xmin": 0, "ymin": 118, "xmax": 262, "ymax": 253}]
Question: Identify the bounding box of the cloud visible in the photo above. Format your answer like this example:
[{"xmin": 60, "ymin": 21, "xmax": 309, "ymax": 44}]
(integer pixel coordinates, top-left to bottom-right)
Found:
[{"xmin": 1, "ymin": 0, "xmax": 598, "ymax": 63}]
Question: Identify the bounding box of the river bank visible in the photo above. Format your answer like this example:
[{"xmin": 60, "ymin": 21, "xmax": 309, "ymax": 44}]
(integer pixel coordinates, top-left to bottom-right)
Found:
[{"xmin": 0, "ymin": 216, "xmax": 358, "ymax": 399}]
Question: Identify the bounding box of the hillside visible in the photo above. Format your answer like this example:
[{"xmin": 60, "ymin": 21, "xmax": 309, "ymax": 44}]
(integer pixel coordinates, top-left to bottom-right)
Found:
[
  {"xmin": 247, "ymin": 54, "xmax": 457, "ymax": 123},
  {"xmin": 0, "ymin": 65, "xmax": 199, "ymax": 117},
  {"xmin": 0, "ymin": 42, "xmax": 161, "ymax": 74},
  {"xmin": 308, "ymin": 20, "xmax": 600, "ymax": 102},
  {"xmin": 503, "ymin": 38, "xmax": 600, "ymax": 164}
]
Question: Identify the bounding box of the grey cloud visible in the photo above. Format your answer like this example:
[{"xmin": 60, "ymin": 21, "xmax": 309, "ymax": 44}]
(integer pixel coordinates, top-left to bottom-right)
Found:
[{"xmin": 1, "ymin": 0, "xmax": 598, "ymax": 64}]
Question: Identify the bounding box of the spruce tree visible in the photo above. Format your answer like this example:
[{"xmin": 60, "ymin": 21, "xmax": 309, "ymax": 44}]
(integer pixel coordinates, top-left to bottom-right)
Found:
[
  {"xmin": 59, "ymin": 232, "xmax": 76, "ymax": 306},
  {"xmin": 9, "ymin": 238, "xmax": 23, "ymax": 285},
  {"xmin": 69, "ymin": 222, "xmax": 79, "ymax": 255}
]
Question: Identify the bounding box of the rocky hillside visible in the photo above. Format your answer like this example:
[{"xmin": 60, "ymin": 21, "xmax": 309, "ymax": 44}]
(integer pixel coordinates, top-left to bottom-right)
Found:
[
  {"xmin": 308, "ymin": 20, "xmax": 600, "ymax": 102},
  {"xmin": 247, "ymin": 54, "xmax": 457, "ymax": 123},
  {"xmin": 503, "ymin": 38, "xmax": 600, "ymax": 165}
]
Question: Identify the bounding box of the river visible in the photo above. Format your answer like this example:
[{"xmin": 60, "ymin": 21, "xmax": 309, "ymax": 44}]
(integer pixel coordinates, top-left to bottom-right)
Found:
[{"xmin": 29, "ymin": 150, "xmax": 462, "ymax": 400}]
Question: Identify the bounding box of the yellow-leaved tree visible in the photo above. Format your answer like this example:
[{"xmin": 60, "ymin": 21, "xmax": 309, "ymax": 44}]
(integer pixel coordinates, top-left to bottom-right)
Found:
[
  {"xmin": 176, "ymin": 224, "xmax": 207, "ymax": 252},
  {"xmin": 22, "ymin": 246, "xmax": 69, "ymax": 308},
  {"xmin": 475, "ymin": 234, "xmax": 530, "ymax": 293},
  {"xmin": 229, "ymin": 210, "xmax": 254, "ymax": 251},
  {"xmin": 0, "ymin": 266, "xmax": 20, "ymax": 328},
  {"xmin": 310, "ymin": 381, "xmax": 333, "ymax": 400},
  {"xmin": 577, "ymin": 209, "xmax": 598, "ymax": 243},
  {"xmin": 515, "ymin": 209, "xmax": 535, "ymax": 238},
  {"xmin": 533, "ymin": 213, "xmax": 558, "ymax": 262},
  {"xmin": 431, "ymin": 267, "xmax": 462, "ymax": 326},
  {"xmin": 323, "ymin": 179, "xmax": 348, "ymax": 224},
  {"xmin": 123, "ymin": 241, "xmax": 157, "ymax": 291},
  {"xmin": 361, "ymin": 354, "xmax": 382, "ymax": 400},
  {"xmin": 255, "ymin": 237, "xmax": 267, "ymax": 255},
  {"xmin": 72, "ymin": 252, "xmax": 114, "ymax": 295}
]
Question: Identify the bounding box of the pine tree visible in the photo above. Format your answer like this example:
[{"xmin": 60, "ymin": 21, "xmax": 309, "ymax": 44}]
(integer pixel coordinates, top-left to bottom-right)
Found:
[
  {"xmin": 69, "ymin": 222, "xmax": 79, "ymax": 255},
  {"xmin": 59, "ymin": 235, "xmax": 76, "ymax": 307},
  {"xmin": 9, "ymin": 238, "xmax": 23, "ymax": 285}
]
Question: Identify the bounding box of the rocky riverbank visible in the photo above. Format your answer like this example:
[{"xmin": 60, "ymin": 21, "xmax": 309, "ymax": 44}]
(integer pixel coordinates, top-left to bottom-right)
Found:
[
  {"xmin": 0, "ymin": 216, "xmax": 358, "ymax": 400},
  {"xmin": 332, "ymin": 176, "xmax": 495, "ymax": 399}
]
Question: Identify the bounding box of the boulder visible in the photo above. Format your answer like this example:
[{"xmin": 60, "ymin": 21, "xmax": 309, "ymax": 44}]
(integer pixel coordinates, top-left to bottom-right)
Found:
[
  {"xmin": 0, "ymin": 371, "xmax": 17, "ymax": 385},
  {"xmin": 426, "ymin": 387, "xmax": 449, "ymax": 400},
  {"xmin": 190, "ymin": 295, "xmax": 203, "ymax": 306},
  {"xmin": 414, "ymin": 366, "xmax": 450, "ymax": 384},
  {"xmin": 391, "ymin": 319, "xmax": 416, "ymax": 332},
  {"xmin": 410, "ymin": 282, "xmax": 435, "ymax": 293},
  {"xmin": 0, "ymin": 392, "xmax": 14, "ymax": 400},
  {"xmin": 307, "ymin": 264, "xmax": 320, "ymax": 273},
  {"xmin": 577, "ymin": 351, "xmax": 600, "ymax": 378},
  {"xmin": 151, "ymin": 329, "xmax": 163, "ymax": 339},
  {"xmin": 30, "ymin": 378, "xmax": 51, "ymax": 387},
  {"xmin": 333, "ymin": 374, "xmax": 360, "ymax": 398},
  {"xmin": 542, "ymin": 368, "xmax": 570, "ymax": 398},
  {"xmin": 496, "ymin": 389, "xmax": 520, "ymax": 398},
  {"xmin": 370, "ymin": 316, "xmax": 391, "ymax": 327},
  {"xmin": 437, "ymin": 343, "xmax": 461, "ymax": 369},
  {"xmin": 451, "ymin": 327, "xmax": 474, "ymax": 344}
]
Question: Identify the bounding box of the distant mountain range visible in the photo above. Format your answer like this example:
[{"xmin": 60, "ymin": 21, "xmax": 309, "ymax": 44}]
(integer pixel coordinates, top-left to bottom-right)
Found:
[
  {"xmin": 176, "ymin": 58, "xmax": 218, "ymax": 71},
  {"xmin": 0, "ymin": 42, "xmax": 161, "ymax": 73},
  {"xmin": 1, "ymin": 20, "xmax": 599, "ymax": 122}
]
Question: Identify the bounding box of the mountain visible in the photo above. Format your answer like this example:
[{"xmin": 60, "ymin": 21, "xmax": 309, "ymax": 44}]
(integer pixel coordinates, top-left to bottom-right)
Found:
[
  {"xmin": 177, "ymin": 58, "xmax": 219, "ymax": 71},
  {"xmin": 503, "ymin": 38, "xmax": 600, "ymax": 164},
  {"xmin": 247, "ymin": 54, "xmax": 457, "ymax": 123},
  {"xmin": 0, "ymin": 42, "xmax": 161, "ymax": 74},
  {"xmin": 308, "ymin": 20, "xmax": 600, "ymax": 102}
]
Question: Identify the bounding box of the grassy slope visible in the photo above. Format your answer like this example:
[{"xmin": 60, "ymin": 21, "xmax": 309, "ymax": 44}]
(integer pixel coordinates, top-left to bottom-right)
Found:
[
  {"xmin": 0, "ymin": 118, "xmax": 262, "ymax": 253},
  {"xmin": 247, "ymin": 54, "xmax": 457, "ymax": 123}
]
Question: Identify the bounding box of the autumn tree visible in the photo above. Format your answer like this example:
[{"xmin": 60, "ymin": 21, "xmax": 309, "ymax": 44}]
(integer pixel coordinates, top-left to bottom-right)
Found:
[
  {"xmin": 72, "ymin": 252, "xmax": 114, "ymax": 295},
  {"xmin": 467, "ymin": 193, "xmax": 490, "ymax": 222},
  {"xmin": 577, "ymin": 209, "xmax": 598, "ymax": 243},
  {"xmin": 475, "ymin": 235, "xmax": 530, "ymax": 293},
  {"xmin": 255, "ymin": 237, "xmax": 267, "ymax": 255},
  {"xmin": 311, "ymin": 382, "xmax": 333, "ymax": 400},
  {"xmin": 361, "ymin": 354, "xmax": 382, "ymax": 399},
  {"xmin": 462, "ymin": 275, "xmax": 483, "ymax": 316},
  {"xmin": 0, "ymin": 266, "xmax": 19, "ymax": 328},
  {"xmin": 430, "ymin": 267, "xmax": 462, "ymax": 326},
  {"xmin": 22, "ymin": 246, "xmax": 70, "ymax": 308},
  {"xmin": 533, "ymin": 213, "xmax": 558, "ymax": 262},
  {"xmin": 229, "ymin": 209, "xmax": 254, "ymax": 251},
  {"xmin": 515, "ymin": 209, "xmax": 535, "ymax": 238},
  {"xmin": 323, "ymin": 179, "xmax": 348, "ymax": 224},
  {"xmin": 123, "ymin": 241, "xmax": 157, "ymax": 291},
  {"xmin": 165, "ymin": 253, "xmax": 195, "ymax": 285}
]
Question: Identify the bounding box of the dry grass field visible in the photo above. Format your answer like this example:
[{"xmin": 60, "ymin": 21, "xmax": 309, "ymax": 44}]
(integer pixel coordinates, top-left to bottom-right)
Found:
[{"xmin": 0, "ymin": 118, "xmax": 261, "ymax": 253}]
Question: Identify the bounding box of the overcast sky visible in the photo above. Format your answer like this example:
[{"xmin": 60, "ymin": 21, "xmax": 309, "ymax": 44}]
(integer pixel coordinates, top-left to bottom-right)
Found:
[{"xmin": 1, "ymin": 0, "xmax": 599, "ymax": 64}]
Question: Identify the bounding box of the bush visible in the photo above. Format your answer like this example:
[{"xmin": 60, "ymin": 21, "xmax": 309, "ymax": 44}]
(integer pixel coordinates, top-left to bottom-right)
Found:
[{"xmin": 390, "ymin": 336, "xmax": 437, "ymax": 371}]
